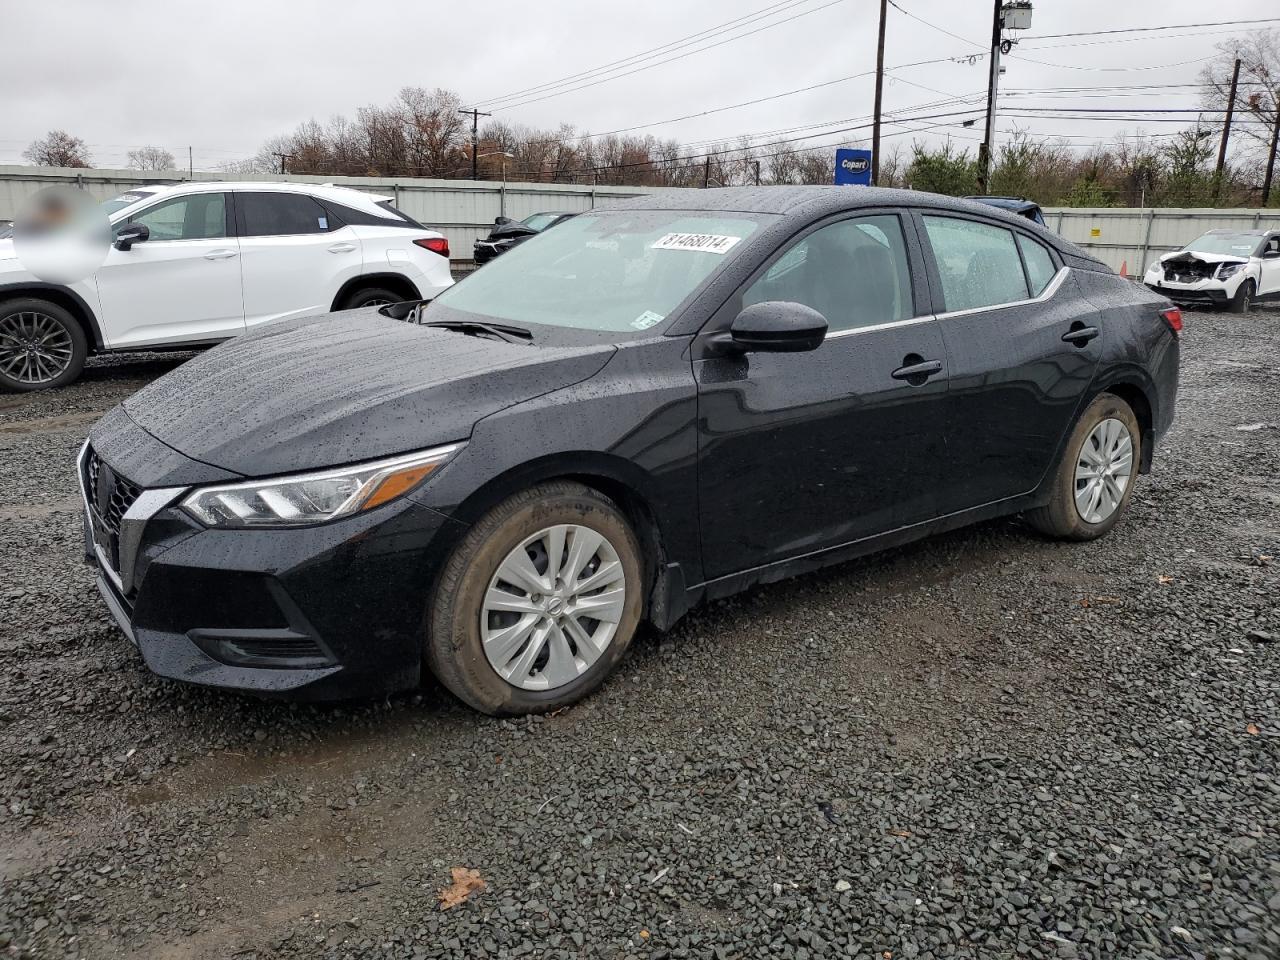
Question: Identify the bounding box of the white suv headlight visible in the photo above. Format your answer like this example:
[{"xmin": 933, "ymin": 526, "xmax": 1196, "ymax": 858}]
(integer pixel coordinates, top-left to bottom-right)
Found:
[
  {"xmin": 181, "ymin": 443, "xmax": 462, "ymax": 528},
  {"xmin": 1217, "ymin": 263, "xmax": 1245, "ymax": 280}
]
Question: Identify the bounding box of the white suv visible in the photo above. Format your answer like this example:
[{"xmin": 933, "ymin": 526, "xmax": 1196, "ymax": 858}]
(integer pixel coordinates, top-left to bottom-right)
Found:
[
  {"xmin": 1143, "ymin": 228, "xmax": 1280, "ymax": 313},
  {"xmin": 0, "ymin": 182, "xmax": 454, "ymax": 391}
]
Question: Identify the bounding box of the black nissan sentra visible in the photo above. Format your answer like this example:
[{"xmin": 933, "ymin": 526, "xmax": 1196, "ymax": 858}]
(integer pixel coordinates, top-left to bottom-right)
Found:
[{"xmin": 80, "ymin": 187, "xmax": 1179, "ymax": 714}]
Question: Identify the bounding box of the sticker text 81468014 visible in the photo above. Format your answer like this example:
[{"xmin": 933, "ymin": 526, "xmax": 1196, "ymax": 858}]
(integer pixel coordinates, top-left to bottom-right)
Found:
[{"xmin": 651, "ymin": 233, "xmax": 742, "ymax": 255}]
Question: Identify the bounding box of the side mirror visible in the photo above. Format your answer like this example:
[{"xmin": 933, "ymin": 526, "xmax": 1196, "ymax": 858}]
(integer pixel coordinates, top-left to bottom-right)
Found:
[
  {"xmin": 727, "ymin": 301, "xmax": 828, "ymax": 353},
  {"xmin": 494, "ymin": 216, "xmax": 513, "ymax": 226},
  {"xmin": 114, "ymin": 223, "xmax": 150, "ymax": 251}
]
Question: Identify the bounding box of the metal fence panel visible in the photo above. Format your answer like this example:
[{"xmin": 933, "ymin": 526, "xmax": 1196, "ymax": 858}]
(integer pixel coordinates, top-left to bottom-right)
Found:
[
  {"xmin": 4, "ymin": 166, "xmax": 1279, "ymax": 272},
  {"xmin": 0, "ymin": 165, "xmax": 697, "ymax": 261},
  {"xmin": 1046, "ymin": 207, "xmax": 1280, "ymax": 274}
]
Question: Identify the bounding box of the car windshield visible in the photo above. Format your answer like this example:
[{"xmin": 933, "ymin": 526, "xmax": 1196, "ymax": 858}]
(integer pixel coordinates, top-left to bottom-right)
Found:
[
  {"xmin": 101, "ymin": 190, "xmax": 156, "ymax": 219},
  {"xmin": 1182, "ymin": 232, "xmax": 1259, "ymax": 257},
  {"xmin": 521, "ymin": 213, "xmax": 561, "ymax": 231},
  {"xmin": 435, "ymin": 210, "xmax": 769, "ymax": 334}
]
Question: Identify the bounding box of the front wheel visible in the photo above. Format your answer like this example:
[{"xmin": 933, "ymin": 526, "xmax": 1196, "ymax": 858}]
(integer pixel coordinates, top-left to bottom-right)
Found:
[
  {"xmin": 426, "ymin": 481, "xmax": 645, "ymax": 715},
  {"xmin": 0, "ymin": 298, "xmax": 88, "ymax": 392},
  {"xmin": 1229, "ymin": 278, "xmax": 1255, "ymax": 314},
  {"xmin": 1026, "ymin": 394, "xmax": 1141, "ymax": 541}
]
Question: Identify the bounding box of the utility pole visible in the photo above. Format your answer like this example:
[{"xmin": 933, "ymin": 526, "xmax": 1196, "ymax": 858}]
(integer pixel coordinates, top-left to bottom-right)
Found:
[
  {"xmin": 1214, "ymin": 56, "xmax": 1242, "ymax": 204},
  {"xmin": 977, "ymin": 0, "xmax": 1004, "ymax": 194},
  {"xmin": 703, "ymin": 154, "xmax": 711, "ymax": 188},
  {"xmin": 1263, "ymin": 101, "xmax": 1280, "ymax": 206},
  {"xmin": 977, "ymin": 1, "xmax": 1032, "ymax": 193},
  {"xmin": 188, "ymin": 146, "xmax": 193, "ymax": 179},
  {"xmin": 752, "ymin": 159, "xmax": 761, "ymax": 186},
  {"xmin": 458, "ymin": 108, "xmax": 492, "ymax": 181},
  {"xmin": 871, "ymin": 0, "xmax": 888, "ymax": 186},
  {"xmin": 272, "ymin": 152, "xmax": 293, "ymax": 175}
]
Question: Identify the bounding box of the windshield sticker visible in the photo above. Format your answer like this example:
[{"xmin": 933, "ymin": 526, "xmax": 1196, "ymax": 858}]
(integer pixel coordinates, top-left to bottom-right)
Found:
[
  {"xmin": 651, "ymin": 233, "xmax": 742, "ymax": 255},
  {"xmin": 631, "ymin": 310, "xmax": 665, "ymax": 330}
]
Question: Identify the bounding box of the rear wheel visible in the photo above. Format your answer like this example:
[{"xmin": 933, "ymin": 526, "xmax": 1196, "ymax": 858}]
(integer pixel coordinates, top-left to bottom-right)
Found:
[
  {"xmin": 426, "ymin": 481, "xmax": 644, "ymax": 715},
  {"xmin": 0, "ymin": 298, "xmax": 88, "ymax": 392},
  {"xmin": 1229, "ymin": 278, "xmax": 1255, "ymax": 314},
  {"xmin": 341, "ymin": 286, "xmax": 402, "ymax": 310},
  {"xmin": 1026, "ymin": 393, "xmax": 1141, "ymax": 541}
]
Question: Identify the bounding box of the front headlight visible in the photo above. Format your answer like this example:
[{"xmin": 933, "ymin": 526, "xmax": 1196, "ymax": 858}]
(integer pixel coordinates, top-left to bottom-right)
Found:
[
  {"xmin": 181, "ymin": 443, "xmax": 462, "ymax": 528},
  {"xmin": 1217, "ymin": 262, "xmax": 1245, "ymax": 280}
]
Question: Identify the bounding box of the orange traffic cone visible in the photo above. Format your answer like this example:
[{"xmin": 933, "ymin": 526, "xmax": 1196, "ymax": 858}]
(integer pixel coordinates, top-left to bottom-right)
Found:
[{"xmin": 1119, "ymin": 259, "xmax": 1128, "ymax": 278}]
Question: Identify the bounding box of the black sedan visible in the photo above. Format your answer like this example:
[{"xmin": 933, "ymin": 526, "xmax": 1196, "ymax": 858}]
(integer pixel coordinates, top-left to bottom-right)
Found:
[
  {"xmin": 472, "ymin": 211, "xmax": 576, "ymax": 264},
  {"xmin": 80, "ymin": 187, "xmax": 1179, "ymax": 714}
]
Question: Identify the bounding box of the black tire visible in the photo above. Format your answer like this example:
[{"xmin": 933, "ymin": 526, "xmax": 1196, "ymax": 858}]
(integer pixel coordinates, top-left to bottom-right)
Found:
[
  {"xmin": 340, "ymin": 286, "xmax": 402, "ymax": 310},
  {"xmin": 426, "ymin": 481, "xmax": 645, "ymax": 716},
  {"xmin": 0, "ymin": 298, "xmax": 88, "ymax": 392},
  {"xmin": 1229, "ymin": 278, "xmax": 1255, "ymax": 314},
  {"xmin": 1026, "ymin": 393, "xmax": 1142, "ymax": 541}
]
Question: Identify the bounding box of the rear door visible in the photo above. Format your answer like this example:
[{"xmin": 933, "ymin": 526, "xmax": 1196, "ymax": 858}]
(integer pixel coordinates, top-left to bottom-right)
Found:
[
  {"xmin": 695, "ymin": 210, "xmax": 952, "ymax": 579},
  {"xmin": 95, "ymin": 192, "xmax": 244, "ymax": 348},
  {"xmin": 235, "ymin": 191, "xmax": 363, "ymax": 327},
  {"xmin": 916, "ymin": 213, "xmax": 1101, "ymax": 512}
]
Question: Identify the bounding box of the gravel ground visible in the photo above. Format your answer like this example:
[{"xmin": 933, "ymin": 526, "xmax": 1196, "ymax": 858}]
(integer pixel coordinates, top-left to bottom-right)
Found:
[{"xmin": 0, "ymin": 312, "xmax": 1277, "ymax": 960}]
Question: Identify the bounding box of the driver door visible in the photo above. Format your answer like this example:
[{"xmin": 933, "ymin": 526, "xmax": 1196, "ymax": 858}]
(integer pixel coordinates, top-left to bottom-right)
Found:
[
  {"xmin": 95, "ymin": 192, "xmax": 245, "ymax": 348},
  {"xmin": 694, "ymin": 211, "xmax": 952, "ymax": 580},
  {"xmin": 1257, "ymin": 235, "xmax": 1280, "ymax": 297}
]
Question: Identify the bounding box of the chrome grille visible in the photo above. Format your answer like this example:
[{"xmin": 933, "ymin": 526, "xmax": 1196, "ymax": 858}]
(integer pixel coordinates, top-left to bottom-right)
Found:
[{"xmin": 84, "ymin": 447, "xmax": 142, "ymax": 576}]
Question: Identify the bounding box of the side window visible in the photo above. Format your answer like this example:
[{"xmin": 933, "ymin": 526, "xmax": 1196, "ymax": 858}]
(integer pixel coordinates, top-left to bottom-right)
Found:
[
  {"xmin": 128, "ymin": 193, "xmax": 227, "ymax": 241},
  {"xmin": 1017, "ymin": 234, "xmax": 1057, "ymax": 297},
  {"xmin": 238, "ymin": 193, "xmax": 333, "ymax": 237},
  {"xmin": 922, "ymin": 216, "xmax": 1030, "ymax": 312},
  {"xmin": 743, "ymin": 214, "xmax": 914, "ymax": 333}
]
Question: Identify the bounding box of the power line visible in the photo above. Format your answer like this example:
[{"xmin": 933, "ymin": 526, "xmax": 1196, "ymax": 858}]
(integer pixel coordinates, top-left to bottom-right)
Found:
[
  {"xmin": 1024, "ymin": 18, "xmax": 1280, "ymax": 41},
  {"xmin": 481, "ymin": 0, "xmax": 845, "ymax": 113},
  {"xmin": 1007, "ymin": 52, "xmax": 1216, "ymax": 72},
  {"xmin": 885, "ymin": 0, "xmax": 984, "ymax": 49},
  {"xmin": 472, "ymin": 0, "xmax": 816, "ymax": 108}
]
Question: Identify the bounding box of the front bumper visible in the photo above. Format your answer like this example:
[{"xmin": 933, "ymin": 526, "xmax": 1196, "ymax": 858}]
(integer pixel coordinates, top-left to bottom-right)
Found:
[
  {"xmin": 79, "ymin": 443, "xmax": 466, "ymax": 701},
  {"xmin": 472, "ymin": 239, "xmax": 517, "ymax": 264},
  {"xmin": 1143, "ymin": 281, "xmax": 1229, "ymax": 307}
]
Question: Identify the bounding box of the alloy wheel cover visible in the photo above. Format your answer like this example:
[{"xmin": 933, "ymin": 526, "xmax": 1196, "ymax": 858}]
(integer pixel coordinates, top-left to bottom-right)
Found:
[
  {"xmin": 1074, "ymin": 417, "xmax": 1134, "ymax": 524},
  {"xmin": 481, "ymin": 524, "xmax": 626, "ymax": 691}
]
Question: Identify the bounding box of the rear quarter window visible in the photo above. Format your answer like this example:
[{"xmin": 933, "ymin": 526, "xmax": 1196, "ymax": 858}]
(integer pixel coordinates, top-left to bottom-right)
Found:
[{"xmin": 1017, "ymin": 234, "xmax": 1057, "ymax": 296}]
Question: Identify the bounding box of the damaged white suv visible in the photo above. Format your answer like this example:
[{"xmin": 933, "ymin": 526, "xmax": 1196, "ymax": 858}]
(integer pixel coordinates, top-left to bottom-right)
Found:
[{"xmin": 1143, "ymin": 229, "xmax": 1280, "ymax": 313}]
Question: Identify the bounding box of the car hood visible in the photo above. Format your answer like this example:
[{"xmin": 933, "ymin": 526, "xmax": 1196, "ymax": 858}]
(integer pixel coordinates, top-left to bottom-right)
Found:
[
  {"xmin": 1156, "ymin": 249, "xmax": 1249, "ymax": 266},
  {"xmin": 119, "ymin": 309, "xmax": 615, "ymax": 477},
  {"xmin": 485, "ymin": 223, "xmax": 539, "ymax": 241}
]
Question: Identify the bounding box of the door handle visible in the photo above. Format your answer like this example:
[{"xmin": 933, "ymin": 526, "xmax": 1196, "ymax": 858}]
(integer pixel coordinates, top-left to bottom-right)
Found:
[
  {"xmin": 327, "ymin": 242, "xmax": 357, "ymax": 254},
  {"xmin": 891, "ymin": 357, "xmax": 943, "ymax": 383},
  {"xmin": 1062, "ymin": 324, "xmax": 1099, "ymax": 346},
  {"xmin": 203, "ymin": 249, "xmax": 238, "ymax": 260}
]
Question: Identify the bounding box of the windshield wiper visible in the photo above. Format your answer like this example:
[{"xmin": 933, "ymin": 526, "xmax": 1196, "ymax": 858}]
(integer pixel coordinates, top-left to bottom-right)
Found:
[{"xmin": 420, "ymin": 319, "xmax": 533, "ymax": 344}]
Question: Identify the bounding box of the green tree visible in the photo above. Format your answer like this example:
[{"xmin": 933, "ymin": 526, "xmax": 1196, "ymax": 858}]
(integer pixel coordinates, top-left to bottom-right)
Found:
[{"xmin": 905, "ymin": 142, "xmax": 978, "ymax": 196}]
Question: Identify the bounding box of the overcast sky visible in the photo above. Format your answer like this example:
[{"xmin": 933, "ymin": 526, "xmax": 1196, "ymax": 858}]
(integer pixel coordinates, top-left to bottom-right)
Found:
[{"xmin": 2, "ymin": 0, "xmax": 1275, "ymax": 172}]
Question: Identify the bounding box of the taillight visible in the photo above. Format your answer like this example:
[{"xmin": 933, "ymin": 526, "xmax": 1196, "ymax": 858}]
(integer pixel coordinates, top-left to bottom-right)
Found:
[
  {"xmin": 1160, "ymin": 307, "xmax": 1182, "ymax": 338},
  {"xmin": 414, "ymin": 236, "xmax": 449, "ymax": 258}
]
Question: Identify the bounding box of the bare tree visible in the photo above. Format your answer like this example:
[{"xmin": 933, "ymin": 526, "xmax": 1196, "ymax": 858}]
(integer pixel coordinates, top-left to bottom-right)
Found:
[
  {"xmin": 1200, "ymin": 31, "xmax": 1280, "ymax": 157},
  {"xmin": 126, "ymin": 145, "xmax": 176, "ymax": 171},
  {"xmin": 23, "ymin": 130, "xmax": 91, "ymax": 167}
]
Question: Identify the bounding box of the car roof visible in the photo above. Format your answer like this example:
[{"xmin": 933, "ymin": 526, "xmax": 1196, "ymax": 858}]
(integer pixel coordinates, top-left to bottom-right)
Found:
[
  {"xmin": 603, "ymin": 185, "xmax": 1048, "ymax": 219},
  {"xmin": 1200, "ymin": 228, "xmax": 1274, "ymax": 237},
  {"xmin": 117, "ymin": 181, "xmax": 399, "ymax": 218},
  {"xmin": 602, "ymin": 185, "xmax": 1096, "ymax": 261},
  {"xmin": 966, "ymin": 195, "xmax": 1042, "ymax": 212}
]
